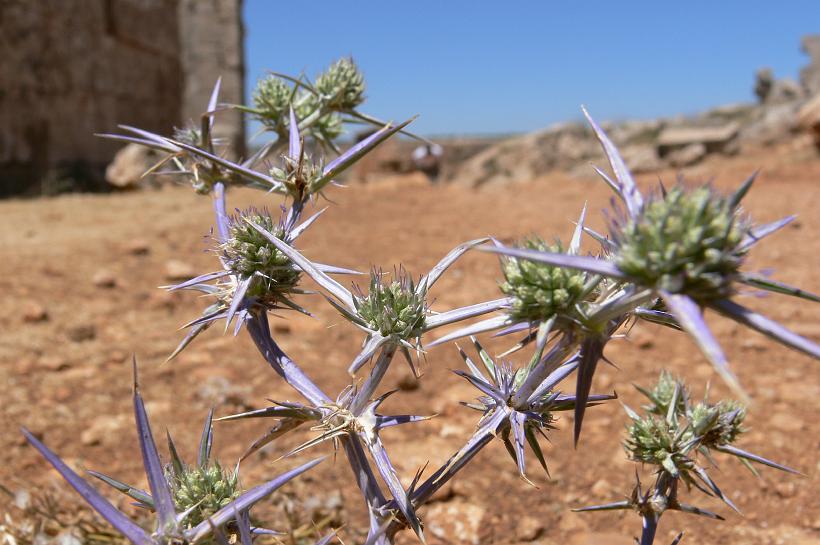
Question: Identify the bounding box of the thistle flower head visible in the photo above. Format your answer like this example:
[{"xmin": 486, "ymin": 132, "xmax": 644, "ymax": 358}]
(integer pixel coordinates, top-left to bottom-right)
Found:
[
  {"xmin": 501, "ymin": 238, "xmax": 591, "ymax": 323},
  {"xmin": 625, "ymin": 414, "xmax": 691, "ymax": 477},
  {"xmin": 221, "ymin": 207, "xmax": 301, "ymax": 301},
  {"xmin": 252, "ymin": 75, "xmax": 292, "ymax": 131},
  {"xmin": 354, "ymin": 269, "xmax": 427, "ymax": 339},
  {"xmin": 639, "ymin": 370, "xmax": 689, "ymax": 417},
  {"xmin": 614, "ymin": 185, "xmax": 749, "ymax": 302},
  {"xmin": 315, "ymin": 57, "xmax": 366, "ymax": 111},
  {"xmin": 269, "ymin": 151, "xmax": 329, "ymax": 201},
  {"xmin": 168, "ymin": 462, "xmax": 240, "ymax": 527},
  {"xmin": 688, "ymin": 400, "xmax": 745, "ymax": 448}
]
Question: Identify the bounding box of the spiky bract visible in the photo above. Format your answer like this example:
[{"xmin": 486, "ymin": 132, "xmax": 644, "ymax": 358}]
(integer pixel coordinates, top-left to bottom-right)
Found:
[
  {"xmin": 615, "ymin": 185, "xmax": 748, "ymax": 302},
  {"xmin": 500, "ymin": 238, "xmax": 589, "ymax": 323},
  {"xmin": 222, "ymin": 208, "xmax": 301, "ymax": 300},
  {"xmin": 354, "ymin": 270, "xmax": 426, "ymax": 339}
]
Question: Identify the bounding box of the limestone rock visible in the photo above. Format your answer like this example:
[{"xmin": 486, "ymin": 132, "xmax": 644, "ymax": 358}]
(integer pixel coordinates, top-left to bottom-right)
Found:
[
  {"xmin": 23, "ymin": 302, "xmax": 48, "ymax": 323},
  {"xmin": 425, "ymin": 499, "xmax": 486, "ymax": 545},
  {"xmin": 105, "ymin": 144, "xmax": 162, "ymax": 189},
  {"xmin": 800, "ymin": 34, "xmax": 820, "ymax": 94},
  {"xmin": 165, "ymin": 260, "xmax": 196, "ymax": 281},
  {"xmin": 797, "ymin": 93, "xmax": 820, "ymax": 150},
  {"xmin": 667, "ymin": 142, "xmax": 706, "ymax": 167}
]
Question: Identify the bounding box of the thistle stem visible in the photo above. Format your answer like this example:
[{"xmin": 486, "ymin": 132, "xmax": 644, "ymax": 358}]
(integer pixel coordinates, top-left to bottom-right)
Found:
[
  {"xmin": 351, "ymin": 344, "xmax": 397, "ymax": 415},
  {"xmin": 212, "ymin": 182, "xmax": 229, "ymax": 242},
  {"xmin": 639, "ymin": 514, "xmax": 659, "ymax": 545},
  {"xmin": 246, "ymin": 310, "xmax": 330, "ymax": 406},
  {"xmin": 341, "ymin": 434, "xmax": 387, "ymax": 507}
]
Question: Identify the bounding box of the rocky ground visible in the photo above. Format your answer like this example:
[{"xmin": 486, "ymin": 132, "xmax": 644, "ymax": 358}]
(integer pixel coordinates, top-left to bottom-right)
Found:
[{"xmin": 1, "ymin": 144, "xmax": 819, "ymax": 545}]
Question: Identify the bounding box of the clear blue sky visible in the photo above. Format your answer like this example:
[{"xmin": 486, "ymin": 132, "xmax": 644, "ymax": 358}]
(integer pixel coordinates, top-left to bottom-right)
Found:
[{"xmin": 244, "ymin": 1, "xmax": 818, "ymax": 136}]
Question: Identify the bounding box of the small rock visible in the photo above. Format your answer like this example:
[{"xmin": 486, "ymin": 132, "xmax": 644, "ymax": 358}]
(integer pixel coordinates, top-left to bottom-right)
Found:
[
  {"xmin": 23, "ymin": 302, "xmax": 48, "ymax": 323},
  {"xmin": 53, "ymin": 386, "xmax": 72, "ymax": 402},
  {"xmin": 92, "ymin": 270, "xmax": 117, "ymax": 288},
  {"xmin": 425, "ymin": 499, "xmax": 486, "ymax": 545},
  {"xmin": 165, "ymin": 260, "xmax": 196, "ymax": 281},
  {"xmin": 396, "ymin": 372, "xmax": 420, "ymax": 391},
  {"xmin": 631, "ymin": 330, "xmax": 654, "ymax": 349},
  {"xmin": 272, "ymin": 322, "xmax": 292, "ymax": 334},
  {"xmin": 106, "ymin": 350, "xmax": 128, "ymax": 365},
  {"xmin": 67, "ymin": 324, "xmax": 96, "ymax": 342},
  {"xmin": 39, "ymin": 355, "xmax": 70, "ymax": 371},
  {"xmin": 741, "ymin": 337, "xmax": 767, "ymax": 352},
  {"xmin": 105, "ymin": 143, "xmax": 165, "ymax": 189},
  {"xmin": 590, "ymin": 479, "xmax": 613, "ymax": 498},
  {"xmin": 667, "ymin": 142, "xmax": 707, "ymax": 167},
  {"xmin": 81, "ymin": 415, "xmax": 125, "ymax": 446},
  {"xmin": 195, "ymin": 375, "xmax": 251, "ymax": 407},
  {"xmin": 621, "ymin": 144, "xmax": 663, "ymax": 173},
  {"xmin": 775, "ymin": 481, "xmax": 797, "ymax": 499},
  {"xmin": 125, "ymin": 239, "xmax": 150, "ymax": 255},
  {"xmin": 515, "ymin": 515, "xmax": 544, "ymax": 542}
]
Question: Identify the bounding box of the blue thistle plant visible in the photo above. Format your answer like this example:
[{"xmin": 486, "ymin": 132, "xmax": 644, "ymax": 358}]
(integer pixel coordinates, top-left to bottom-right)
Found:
[
  {"xmin": 164, "ymin": 201, "xmax": 357, "ymax": 360},
  {"xmin": 65, "ymin": 56, "xmax": 814, "ymax": 545},
  {"xmin": 88, "ymin": 411, "xmax": 240, "ymax": 530},
  {"xmin": 576, "ymin": 372, "xmax": 799, "ymax": 545},
  {"xmin": 442, "ymin": 336, "xmax": 614, "ymax": 484},
  {"xmin": 21, "ymin": 359, "xmax": 324, "ymax": 545},
  {"xmin": 483, "ymin": 107, "xmax": 820, "ymax": 403}
]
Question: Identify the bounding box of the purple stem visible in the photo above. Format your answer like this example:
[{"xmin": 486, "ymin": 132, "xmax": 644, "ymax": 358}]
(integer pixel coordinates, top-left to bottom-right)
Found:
[
  {"xmin": 351, "ymin": 344, "xmax": 397, "ymax": 415},
  {"xmin": 212, "ymin": 182, "xmax": 229, "ymax": 242},
  {"xmin": 246, "ymin": 310, "xmax": 330, "ymax": 406}
]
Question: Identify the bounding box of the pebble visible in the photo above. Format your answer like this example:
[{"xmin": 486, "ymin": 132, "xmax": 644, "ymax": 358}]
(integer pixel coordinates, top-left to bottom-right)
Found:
[
  {"xmin": 164, "ymin": 260, "xmax": 196, "ymax": 281},
  {"xmin": 67, "ymin": 324, "xmax": 96, "ymax": 342},
  {"xmin": 80, "ymin": 415, "xmax": 125, "ymax": 446},
  {"xmin": 425, "ymin": 499, "xmax": 486, "ymax": 545},
  {"xmin": 272, "ymin": 322, "xmax": 292, "ymax": 334},
  {"xmin": 92, "ymin": 270, "xmax": 118, "ymax": 288},
  {"xmin": 22, "ymin": 302, "xmax": 48, "ymax": 323},
  {"xmin": 38, "ymin": 355, "xmax": 70, "ymax": 371},
  {"xmin": 515, "ymin": 515, "xmax": 544, "ymax": 541},
  {"xmin": 125, "ymin": 239, "xmax": 150, "ymax": 255},
  {"xmin": 630, "ymin": 329, "xmax": 654, "ymax": 349},
  {"xmin": 590, "ymin": 479, "xmax": 613, "ymax": 498},
  {"xmin": 775, "ymin": 481, "xmax": 797, "ymax": 499},
  {"xmin": 396, "ymin": 372, "xmax": 420, "ymax": 391}
]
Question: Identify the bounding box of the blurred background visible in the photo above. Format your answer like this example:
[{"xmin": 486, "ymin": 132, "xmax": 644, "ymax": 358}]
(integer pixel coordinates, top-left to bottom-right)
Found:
[
  {"xmin": 1, "ymin": 3, "xmax": 819, "ymax": 545},
  {"xmin": 2, "ymin": 0, "xmax": 820, "ymax": 196}
]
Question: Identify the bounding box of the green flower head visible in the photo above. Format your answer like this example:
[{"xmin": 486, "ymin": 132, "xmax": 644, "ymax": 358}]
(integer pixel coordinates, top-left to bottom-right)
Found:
[
  {"xmin": 168, "ymin": 462, "xmax": 240, "ymax": 527},
  {"xmin": 689, "ymin": 400, "xmax": 746, "ymax": 448},
  {"xmin": 222, "ymin": 208, "xmax": 301, "ymax": 300},
  {"xmin": 615, "ymin": 185, "xmax": 749, "ymax": 302},
  {"xmin": 354, "ymin": 269, "xmax": 427, "ymax": 339},
  {"xmin": 316, "ymin": 57, "xmax": 366, "ymax": 111},
  {"xmin": 253, "ymin": 75, "xmax": 292, "ymax": 131},
  {"xmin": 500, "ymin": 238, "xmax": 590, "ymax": 323}
]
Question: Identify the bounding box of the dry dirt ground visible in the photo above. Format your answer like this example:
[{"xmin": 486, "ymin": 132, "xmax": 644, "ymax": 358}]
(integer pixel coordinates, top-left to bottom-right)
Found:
[{"xmin": 1, "ymin": 146, "xmax": 819, "ymax": 545}]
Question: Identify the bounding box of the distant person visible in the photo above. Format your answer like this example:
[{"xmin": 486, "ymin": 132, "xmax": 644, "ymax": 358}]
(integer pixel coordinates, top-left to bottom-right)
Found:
[{"xmin": 412, "ymin": 143, "xmax": 443, "ymax": 182}]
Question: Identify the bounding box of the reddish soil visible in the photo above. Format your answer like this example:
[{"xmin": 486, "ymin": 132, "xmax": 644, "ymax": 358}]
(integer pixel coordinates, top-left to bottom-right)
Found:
[{"xmin": 1, "ymin": 146, "xmax": 818, "ymax": 545}]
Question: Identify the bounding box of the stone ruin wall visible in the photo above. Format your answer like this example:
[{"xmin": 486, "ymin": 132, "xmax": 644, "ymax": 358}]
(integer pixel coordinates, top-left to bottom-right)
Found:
[{"xmin": 0, "ymin": 0, "xmax": 244, "ymax": 197}]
